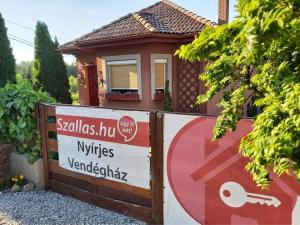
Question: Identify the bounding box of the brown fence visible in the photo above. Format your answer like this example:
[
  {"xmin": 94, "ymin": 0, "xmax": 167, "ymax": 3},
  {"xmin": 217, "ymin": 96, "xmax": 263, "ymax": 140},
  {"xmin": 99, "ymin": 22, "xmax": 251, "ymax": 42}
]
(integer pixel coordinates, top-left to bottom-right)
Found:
[{"xmin": 36, "ymin": 103, "xmax": 163, "ymax": 224}]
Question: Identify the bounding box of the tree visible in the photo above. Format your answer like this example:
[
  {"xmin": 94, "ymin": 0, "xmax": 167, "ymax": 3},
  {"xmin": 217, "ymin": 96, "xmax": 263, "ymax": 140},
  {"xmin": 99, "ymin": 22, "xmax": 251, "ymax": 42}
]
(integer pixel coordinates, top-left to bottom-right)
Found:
[
  {"xmin": 65, "ymin": 63, "xmax": 77, "ymax": 77},
  {"xmin": 69, "ymin": 75, "xmax": 79, "ymax": 105},
  {"xmin": 32, "ymin": 21, "xmax": 71, "ymax": 104},
  {"xmin": 52, "ymin": 38, "xmax": 72, "ymax": 104},
  {"xmin": 16, "ymin": 61, "xmax": 33, "ymax": 83},
  {"xmin": 177, "ymin": 0, "xmax": 300, "ymax": 187},
  {"xmin": 0, "ymin": 13, "xmax": 16, "ymax": 87}
]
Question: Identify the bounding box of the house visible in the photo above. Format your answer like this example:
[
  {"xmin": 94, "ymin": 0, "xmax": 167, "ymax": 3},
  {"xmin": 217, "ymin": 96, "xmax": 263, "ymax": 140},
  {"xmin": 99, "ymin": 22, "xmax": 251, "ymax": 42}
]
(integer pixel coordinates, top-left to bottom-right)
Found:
[{"xmin": 59, "ymin": 0, "xmax": 229, "ymax": 114}]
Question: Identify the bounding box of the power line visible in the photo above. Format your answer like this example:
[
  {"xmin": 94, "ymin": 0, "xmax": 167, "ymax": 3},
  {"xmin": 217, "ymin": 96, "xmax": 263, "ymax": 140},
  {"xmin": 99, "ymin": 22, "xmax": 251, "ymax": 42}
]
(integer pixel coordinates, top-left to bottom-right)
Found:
[
  {"xmin": 8, "ymin": 33, "xmax": 34, "ymax": 45},
  {"xmin": 4, "ymin": 18, "xmax": 68, "ymax": 43},
  {"xmin": 5, "ymin": 19, "xmax": 35, "ymax": 31},
  {"xmin": 8, "ymin": 37, "xmax": 34, "ymax": 47}
]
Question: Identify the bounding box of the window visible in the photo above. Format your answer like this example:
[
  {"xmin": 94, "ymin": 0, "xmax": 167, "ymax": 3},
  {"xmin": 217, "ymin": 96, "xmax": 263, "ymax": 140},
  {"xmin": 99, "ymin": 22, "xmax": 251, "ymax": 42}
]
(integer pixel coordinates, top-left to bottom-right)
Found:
[
  {"xmin": 151, "ymin": 54, "xmax": 172, "ymax": 100},
  {"xmin": 103, "ymin": 55, "xmax": 142, "ymax": 100},
  {"xmin": 107, "ymin": 60, "xmax": 138, "ymax": 93},
  {"xmin": 154, "ymin": 59, "xmax": 167, "ymax": 94}
]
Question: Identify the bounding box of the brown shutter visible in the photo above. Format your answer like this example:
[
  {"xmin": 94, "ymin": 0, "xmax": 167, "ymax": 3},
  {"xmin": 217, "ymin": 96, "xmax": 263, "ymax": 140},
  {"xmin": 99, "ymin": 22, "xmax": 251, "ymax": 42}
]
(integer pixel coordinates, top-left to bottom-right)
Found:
[
  {"xmin": 109, "ymin": 64, "xmax": 138, "ymax": 89},
  {"xmin": 155, "ymin": 63, "xmax": 165, "ymax": 89}
]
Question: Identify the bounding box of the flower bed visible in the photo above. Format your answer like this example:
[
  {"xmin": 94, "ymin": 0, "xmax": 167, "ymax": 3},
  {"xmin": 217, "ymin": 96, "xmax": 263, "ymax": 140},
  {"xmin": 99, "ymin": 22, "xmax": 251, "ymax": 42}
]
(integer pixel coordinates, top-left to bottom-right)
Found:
[
  {"xmin": 153, "ymin": 93, "xmax": 165, "ymax": 101},
  {"xmin": 105, "ymin": 93, "xmax": 139, "ymax": 101}
]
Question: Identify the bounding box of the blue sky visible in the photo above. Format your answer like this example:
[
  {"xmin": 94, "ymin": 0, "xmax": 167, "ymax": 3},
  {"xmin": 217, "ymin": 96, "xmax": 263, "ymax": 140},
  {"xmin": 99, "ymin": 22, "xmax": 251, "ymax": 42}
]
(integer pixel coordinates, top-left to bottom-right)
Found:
[{"xmin": 0, "ymin": 0, "xmax": 237, "ymax": 64}]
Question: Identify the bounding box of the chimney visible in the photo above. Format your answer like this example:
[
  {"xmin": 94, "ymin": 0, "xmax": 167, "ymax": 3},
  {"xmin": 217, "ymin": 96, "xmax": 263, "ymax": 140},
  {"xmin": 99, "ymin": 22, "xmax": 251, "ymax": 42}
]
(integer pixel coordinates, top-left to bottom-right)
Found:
[{"xmin": 218, "ymin": 0, "xmax": 229, "ymax": 25}]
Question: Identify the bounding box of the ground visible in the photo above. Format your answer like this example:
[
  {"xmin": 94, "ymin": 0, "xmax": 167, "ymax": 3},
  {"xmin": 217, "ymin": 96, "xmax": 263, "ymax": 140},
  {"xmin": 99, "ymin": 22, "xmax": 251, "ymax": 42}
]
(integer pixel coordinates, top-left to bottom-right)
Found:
[{"xmin": 0, "ymin": 191, "xmax": 145, "ymax": 225}]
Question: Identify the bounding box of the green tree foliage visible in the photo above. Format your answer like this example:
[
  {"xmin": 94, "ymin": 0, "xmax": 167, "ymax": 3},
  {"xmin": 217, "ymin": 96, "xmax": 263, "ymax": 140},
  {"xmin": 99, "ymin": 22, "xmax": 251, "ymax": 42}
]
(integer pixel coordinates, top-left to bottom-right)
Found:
[
  {"xmin": 66, "ymin": 63, "xmax": 77, "ymax": 77},
  {"xmin": 69, "ymin": 76, "xmax": 79, "ymax": 105},
  {"xmin": 0, "ymin": 80, "xmax": 55, "ymax": 163},
  {"xmin": 53, "ymin": 38, "xmax": 72, "ymax": 104},
  {"xmin": 0, "ymin": 13, "xmax": 16, "ymax": 87},
  {"xmin": 177, "ymin": 0, "xmax": 300, "ymax": 187},
  {"xmin": 163, "ymin": 80, "xmax": 173, "ymax": 111},
  {"xmin": 16, "ymin": 61, "xmax": 33, "ymax": 83},
  {"xmin": 32, "ymin": 21, "xmax": 72, "ymax": 104}
]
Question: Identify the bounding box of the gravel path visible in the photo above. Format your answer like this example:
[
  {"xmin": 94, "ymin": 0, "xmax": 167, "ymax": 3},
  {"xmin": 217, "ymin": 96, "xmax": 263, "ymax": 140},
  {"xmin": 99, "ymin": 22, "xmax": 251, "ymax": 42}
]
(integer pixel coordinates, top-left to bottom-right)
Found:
[{"xmin": 0, "ymin": 191, "xmax": 146, "ymax": 225}]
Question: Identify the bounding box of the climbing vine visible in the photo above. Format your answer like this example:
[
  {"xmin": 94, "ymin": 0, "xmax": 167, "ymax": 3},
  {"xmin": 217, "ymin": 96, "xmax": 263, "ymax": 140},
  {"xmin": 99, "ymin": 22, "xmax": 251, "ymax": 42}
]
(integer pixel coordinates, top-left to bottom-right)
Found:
[{"xmin": 176, "ymin": 0, "xmax": 300, "ymax": 187}]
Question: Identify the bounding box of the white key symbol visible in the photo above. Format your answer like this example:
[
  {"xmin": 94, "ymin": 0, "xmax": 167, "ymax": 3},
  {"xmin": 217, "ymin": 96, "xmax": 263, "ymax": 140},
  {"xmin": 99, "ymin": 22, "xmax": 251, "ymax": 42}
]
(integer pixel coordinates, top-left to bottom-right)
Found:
[{"xmin": 219, "ymin": 181, "xmax": 281, "ymax": 208}]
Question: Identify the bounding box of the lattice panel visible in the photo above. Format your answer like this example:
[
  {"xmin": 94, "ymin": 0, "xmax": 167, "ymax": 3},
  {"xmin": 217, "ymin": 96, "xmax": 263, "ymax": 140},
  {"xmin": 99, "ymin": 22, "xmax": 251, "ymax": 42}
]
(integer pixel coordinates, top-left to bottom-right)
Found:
[{"xmin": 177, "ymin": 60, "xmax": 200, "ymax": 113}]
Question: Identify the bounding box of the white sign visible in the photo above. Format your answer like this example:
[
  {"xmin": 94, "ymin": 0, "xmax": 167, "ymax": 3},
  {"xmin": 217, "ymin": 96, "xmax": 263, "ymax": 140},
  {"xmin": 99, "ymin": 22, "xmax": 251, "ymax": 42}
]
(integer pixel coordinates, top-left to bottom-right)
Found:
[
  {"xmin": 164, "ymin": 113, "xmax": 300, "ymax": 225},
  {"xmin": 56, "ymin": 106, "xmax": 151, "ymax": 190},
  {"xmin": 163, "ymin": 113, "xmax": 199, "ymax": 225}
]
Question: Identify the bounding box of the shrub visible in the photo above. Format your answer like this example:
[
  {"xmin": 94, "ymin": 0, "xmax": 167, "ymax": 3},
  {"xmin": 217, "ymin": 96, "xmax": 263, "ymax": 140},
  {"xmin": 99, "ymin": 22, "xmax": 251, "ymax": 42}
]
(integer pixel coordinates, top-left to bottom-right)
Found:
[
  {"xmin": 69, "ymin": 76, "xmax": 79, "ymax": 105},
  {"xmin": 163, "ymin": 80, "xmax": 173, "ymax": 112},
  {"xmin": 0, "ymin": 144, "xmax": 12, "ymax": 187},
  {"xmin": 0, "ymin": 81, "xmax": 55, "ymax": 163}
]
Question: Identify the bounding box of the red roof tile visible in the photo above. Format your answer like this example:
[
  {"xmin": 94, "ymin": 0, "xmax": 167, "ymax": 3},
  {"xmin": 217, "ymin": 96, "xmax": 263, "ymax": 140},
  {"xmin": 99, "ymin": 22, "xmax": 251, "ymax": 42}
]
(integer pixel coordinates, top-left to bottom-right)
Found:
[{"xmin": 60, "ymin": 0, "xmax": 217, "ymax": 51}]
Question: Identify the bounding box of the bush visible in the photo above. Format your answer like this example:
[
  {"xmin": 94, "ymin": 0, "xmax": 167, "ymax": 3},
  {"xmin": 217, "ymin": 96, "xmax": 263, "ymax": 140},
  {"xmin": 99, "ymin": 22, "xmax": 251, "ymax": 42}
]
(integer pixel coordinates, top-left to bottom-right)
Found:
[
  {"xmin": 0, "ymin": 144, "xmax": 12, "ymax": 188},
  {"xmin": 0, "ymin": 81, "xmax": 55, "ymax": 163},
  {"xmin": 69, "ymin": 76, "xmax": 79, "ymax": 105},
  {"xmin": 163, "ymin": 80, "xmax": 173, "ymax": 112}
]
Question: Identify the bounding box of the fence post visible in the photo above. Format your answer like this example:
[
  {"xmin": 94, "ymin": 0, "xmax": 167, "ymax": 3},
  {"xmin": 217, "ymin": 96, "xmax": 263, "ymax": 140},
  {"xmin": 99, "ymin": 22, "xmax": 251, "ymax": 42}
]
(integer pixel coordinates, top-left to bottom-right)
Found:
[
  {"xmin": 37, "ymin": 103, "xmax": 50, "ymax": 189},
  {"xmin": 150, "ymin": 111, "xmax": 164, "ymax": 224}
]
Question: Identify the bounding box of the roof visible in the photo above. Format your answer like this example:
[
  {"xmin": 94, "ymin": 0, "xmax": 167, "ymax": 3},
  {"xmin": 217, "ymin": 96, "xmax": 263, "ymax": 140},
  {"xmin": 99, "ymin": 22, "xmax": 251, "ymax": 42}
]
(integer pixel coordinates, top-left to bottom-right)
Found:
[{"xmin": 60, "ymin": 0, "xmax": 217, "ymax": 52}]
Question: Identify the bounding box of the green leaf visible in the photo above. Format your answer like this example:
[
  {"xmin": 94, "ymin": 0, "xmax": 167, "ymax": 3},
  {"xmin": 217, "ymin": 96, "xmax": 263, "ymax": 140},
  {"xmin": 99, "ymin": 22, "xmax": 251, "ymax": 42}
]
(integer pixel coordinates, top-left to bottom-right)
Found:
[{"xmin": 177, "ymin": 0, "xmax": 300, "ymax": 188}]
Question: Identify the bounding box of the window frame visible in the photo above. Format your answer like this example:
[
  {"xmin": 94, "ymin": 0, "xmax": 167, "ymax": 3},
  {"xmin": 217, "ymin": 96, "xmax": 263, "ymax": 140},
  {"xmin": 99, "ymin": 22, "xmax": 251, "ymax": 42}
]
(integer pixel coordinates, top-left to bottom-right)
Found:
[
  {"xmin": 150, "ymin": 54, "xmax": 172, "ymax": 100},
  {"xmin": 102, "ymin": 54, "xmax": 142, "ymax": 99}
]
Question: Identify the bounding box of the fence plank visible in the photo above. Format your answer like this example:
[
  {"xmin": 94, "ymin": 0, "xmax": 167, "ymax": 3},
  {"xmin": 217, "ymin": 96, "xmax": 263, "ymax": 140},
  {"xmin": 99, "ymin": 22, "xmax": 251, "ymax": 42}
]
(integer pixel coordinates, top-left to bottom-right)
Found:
[
  {"xmin": 49, "ymin": 179, "xmax": 153, "ymax": 224},
  {"xmin": 46, "ymin": 123, "xmax": 57, "ymax": 132},
  {"xmin": 38, "ymin": 103, "xmax": 50, "ymax": 188},
  {"xmin": 49, "ymin": 171, "xmax": 151, "ymax": 207},
  {"xmin": 48, "ymin": 159, "xmax": 152, "ymax": 199},
  {"xmin": 50, "ymin": 172, "xmax": 97, "ymax": 193},
  {"xmin": 47, "ymin": 138, "xmax": 58, "ymax": 151},
  {"xmin": 44, "ymin": 105, "xmax": 56, "ymax": 118},
  {"xmin": 150, "ymin": 112, "xmax": 164, "ymax": 224}
]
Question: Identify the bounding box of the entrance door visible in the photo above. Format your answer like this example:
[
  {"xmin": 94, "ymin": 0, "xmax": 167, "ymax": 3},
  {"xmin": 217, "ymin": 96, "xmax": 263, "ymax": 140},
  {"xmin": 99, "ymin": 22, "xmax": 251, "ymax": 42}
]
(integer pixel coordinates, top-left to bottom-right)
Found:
[{"xmin": 86, "ymin": 65, "xmax": 99, "ymax": 106}]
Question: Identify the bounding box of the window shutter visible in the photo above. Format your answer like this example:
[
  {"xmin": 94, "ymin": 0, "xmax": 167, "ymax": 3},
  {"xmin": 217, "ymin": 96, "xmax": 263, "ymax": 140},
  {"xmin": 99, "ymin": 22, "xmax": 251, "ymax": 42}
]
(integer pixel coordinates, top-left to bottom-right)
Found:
[
  {"xmin": 155, "ymin": 63, "xmax": 165, "ymax": 89},
  {"xmin": 109, "ymin": 64, "xmax": 138, "ymax": 89}
]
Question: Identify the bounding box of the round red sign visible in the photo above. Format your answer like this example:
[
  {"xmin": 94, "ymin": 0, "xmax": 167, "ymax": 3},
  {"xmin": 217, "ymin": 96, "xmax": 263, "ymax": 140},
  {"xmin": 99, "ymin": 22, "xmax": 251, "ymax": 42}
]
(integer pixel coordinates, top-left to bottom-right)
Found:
[{"xmin": 167, "ymin": 117, "xmax": 298, "ymax": 224}]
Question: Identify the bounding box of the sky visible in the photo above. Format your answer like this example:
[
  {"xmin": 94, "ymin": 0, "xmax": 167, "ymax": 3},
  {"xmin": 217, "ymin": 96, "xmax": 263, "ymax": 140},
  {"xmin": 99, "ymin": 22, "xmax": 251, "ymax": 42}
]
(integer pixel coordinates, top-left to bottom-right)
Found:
[{"xmin": 0, "ymin": 0, "xmax": 237, "ymax": 64}]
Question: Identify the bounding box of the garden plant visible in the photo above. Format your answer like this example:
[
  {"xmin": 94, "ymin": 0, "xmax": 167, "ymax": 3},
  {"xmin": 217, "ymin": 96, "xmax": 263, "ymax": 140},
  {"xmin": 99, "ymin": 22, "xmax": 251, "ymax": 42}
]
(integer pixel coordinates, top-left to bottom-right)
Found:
[
  {"xmin": 177, "ymin": 0, "xmax": 300, "ymax": 187},
  {"xmin": 0, "ymin": 80, "xmax": 54, "ymax": 187}
]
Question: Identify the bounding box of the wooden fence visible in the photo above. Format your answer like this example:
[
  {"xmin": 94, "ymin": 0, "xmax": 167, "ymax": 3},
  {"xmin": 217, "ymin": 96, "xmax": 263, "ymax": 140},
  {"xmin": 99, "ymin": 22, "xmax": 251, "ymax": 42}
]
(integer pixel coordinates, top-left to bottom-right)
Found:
[{"xmin": 36, "ymin": 103, "xmax": 163, "ymax": 224}]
